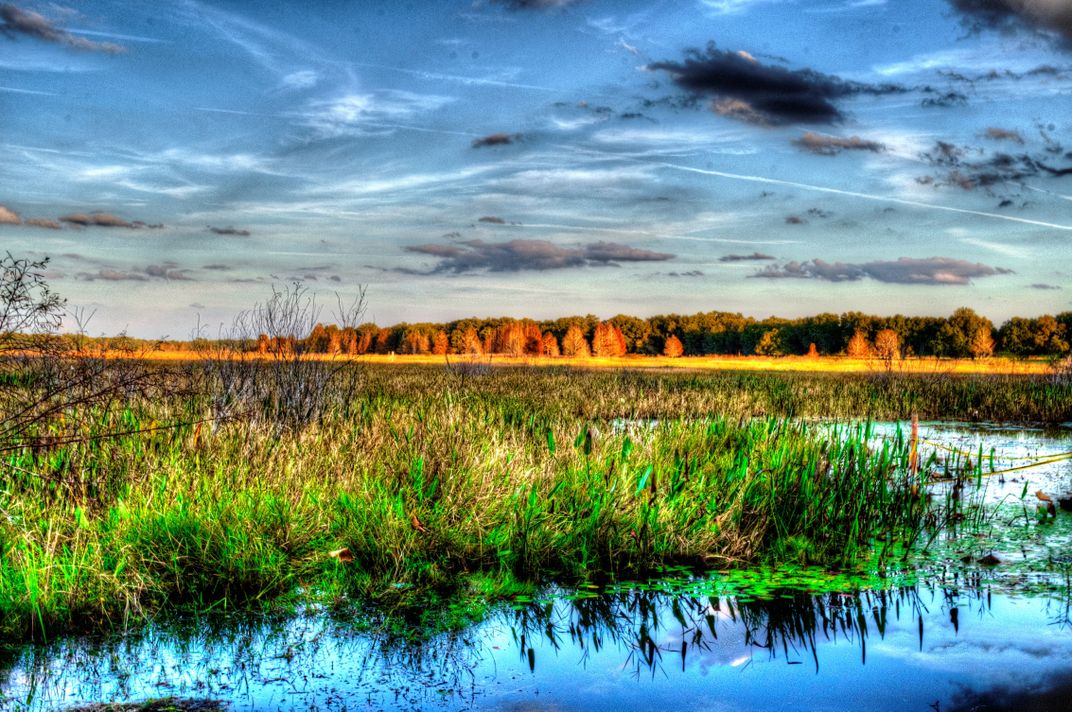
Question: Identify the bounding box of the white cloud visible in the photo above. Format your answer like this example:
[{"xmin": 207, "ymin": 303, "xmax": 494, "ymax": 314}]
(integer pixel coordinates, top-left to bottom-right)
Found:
[
  {"xmin": 699, "ymin": 0, "xmax": 787, "ymax": 16},
  {"xmin": 299, "ymin": 91, "xmax": 456, "ymax": 137},
  {"xmin": 280, "ymin": 70, "xmax": 319, "ymax": 90}
]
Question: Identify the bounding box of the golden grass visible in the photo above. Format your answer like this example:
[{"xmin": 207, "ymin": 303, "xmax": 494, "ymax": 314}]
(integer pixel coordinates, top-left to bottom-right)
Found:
[{"xmin": 100, "ymin": 349, "xmax": 1051, "ymax": 375}]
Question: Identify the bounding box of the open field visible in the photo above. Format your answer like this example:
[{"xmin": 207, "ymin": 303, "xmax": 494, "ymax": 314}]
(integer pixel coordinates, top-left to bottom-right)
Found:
[{"xmin": 2, "ymin": 363, "xmax": 1070, "ymax": 643}]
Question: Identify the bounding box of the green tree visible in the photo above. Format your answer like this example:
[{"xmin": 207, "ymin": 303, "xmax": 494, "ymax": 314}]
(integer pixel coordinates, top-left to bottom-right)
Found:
[
  {"xmin": 937, "ymin": 308, "xmax": 992, "ymax": 358},
  {"xmin": 754, "ymin": 329, "xmax": 784, "ymax": 356}
]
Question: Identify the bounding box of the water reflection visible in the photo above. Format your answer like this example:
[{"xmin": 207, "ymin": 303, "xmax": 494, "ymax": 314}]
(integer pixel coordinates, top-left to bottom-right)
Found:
[
  {"xmin": 505, "ymin": 580, "xmax": 982, "ymax": 677},
  {"xmin": 3, "ymin": 577, "xmax": 1071, "ymax": 711}
]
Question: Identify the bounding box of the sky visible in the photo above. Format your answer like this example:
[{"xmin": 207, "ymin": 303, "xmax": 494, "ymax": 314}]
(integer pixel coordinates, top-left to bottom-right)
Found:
[{"xmin": 1, "ymin": 0, "xmax": 1071, "ymax": 338}]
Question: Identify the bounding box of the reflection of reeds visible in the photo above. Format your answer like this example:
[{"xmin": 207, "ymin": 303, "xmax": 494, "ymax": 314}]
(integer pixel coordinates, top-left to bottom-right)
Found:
[{"xmin": 504, "ymin": 584, "xmax": 985, "ymax": 677}]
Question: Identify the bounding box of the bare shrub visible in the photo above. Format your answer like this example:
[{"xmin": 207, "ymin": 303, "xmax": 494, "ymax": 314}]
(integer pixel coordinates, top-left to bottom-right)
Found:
[
  {"xmin": 1050, "ymin": 354, "xmax": 1072, "ymax": 386},
  {"xmin": 202, "ymin": 282, "xmax": 366, "ymax": 432},
  {"xmin": 0, "ymin": 254, "xmax": 159, "ymax": 473},
  {"xmin": 444, "ymin": 352, "xmax": 493, "ymax": 386}
]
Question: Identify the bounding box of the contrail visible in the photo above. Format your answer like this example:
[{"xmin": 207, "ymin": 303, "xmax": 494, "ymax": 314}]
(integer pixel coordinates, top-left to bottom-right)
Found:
[
  {"xmin": 1025, "ymin": 185, "xmax": 1072, "ymax": 203},
  {"xmin": 660, "ymin": 163, "xmax": 1072, "ymax": 231},
  {"xmin": 347, "ymin": 61, "xmax": 596, "ymax": 96},
  {"xmin": 0, "ymin": 86, "xmax": 57, "ymax": 96}
]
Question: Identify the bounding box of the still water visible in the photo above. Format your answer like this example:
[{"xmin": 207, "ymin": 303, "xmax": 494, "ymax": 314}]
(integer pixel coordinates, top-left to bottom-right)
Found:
[{"xmin": 2, "ymin": 422, "xmax": 1070, "ymax": 711}]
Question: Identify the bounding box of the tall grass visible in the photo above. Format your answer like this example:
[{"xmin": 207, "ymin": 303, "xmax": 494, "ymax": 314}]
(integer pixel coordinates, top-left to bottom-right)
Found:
[{"xmin": 1, "ymin": 363, "xmax": 1061, "ymax": 642}]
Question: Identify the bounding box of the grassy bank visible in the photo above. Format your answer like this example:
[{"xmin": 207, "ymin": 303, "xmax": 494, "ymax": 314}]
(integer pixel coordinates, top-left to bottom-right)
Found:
[{"xmin": 1, "ymin": 364, "xmax": 1067, "ymax": 642}]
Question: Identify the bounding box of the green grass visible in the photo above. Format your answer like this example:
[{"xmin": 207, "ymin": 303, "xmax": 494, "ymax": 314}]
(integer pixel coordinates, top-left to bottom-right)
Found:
[{"xmin": 1, "ymin": 363, "xmax": 1065, "ymax": 642}]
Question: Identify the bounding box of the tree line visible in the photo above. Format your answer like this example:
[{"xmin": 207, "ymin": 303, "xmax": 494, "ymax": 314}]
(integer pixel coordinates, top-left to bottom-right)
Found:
[{"xmin": 267, "ymin": 308, "xmax": 1072, "ymax": 359}]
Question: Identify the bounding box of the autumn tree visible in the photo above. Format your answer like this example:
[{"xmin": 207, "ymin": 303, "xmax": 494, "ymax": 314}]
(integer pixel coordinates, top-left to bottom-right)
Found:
[
  {"xmin": 400, "ymin": 330, "xmax": 430, "ymax": 355},
  {"xmin": 343, "ymin": 328, "xmax": 359, "ymax": 355},
  {"xmin": 524, "ymin": 322, "xmax": 543, "ymax": 355},
  {"xmin": 562, "ymin": 324, "xmax": 591, "ymax": 358},
  {"xmin": 662, "ymin": 334, "xmax": 684, "ymax": 358},
  {"xmin": 325, "ymin": 325, "xmax": 342, "ymax": 354},
  {"xmin": 374, "ymin": 329, "xmax": 393, "ymax": 354},
  {"xmin": 969, "ymin": 326, "xmax": 995, "ymax": 360},
  {"xmin": 306, "ymin": 323, "xmax": 329, "ymax": 352},
  {"xmin": 431, "ymin": 330, "xmax": 449, "ymax": 355},
  {"xmin": 873, "ymin": 328, "xmax": 900, "ymax": 369},
  {"xmin": 355, "ymin": 324, "xmax": 378, "ymax": 355},
  {"xmin": 846, "ymin": 329, "xmax": 870, "ymax": 358},
  {"xmin": 593, "ymin": 321, "xmax": 627, "ymax": 357},
  {"xmin": 541, "ymin": 332, "xmax": 560, "ymax": 357},
  {"xmin": 493, "ymin": 322, "xmax": 525, "ymax": 356},
  {"xmin": 461, "ymin": 327, "xmax": 483, "ymax": 354}
]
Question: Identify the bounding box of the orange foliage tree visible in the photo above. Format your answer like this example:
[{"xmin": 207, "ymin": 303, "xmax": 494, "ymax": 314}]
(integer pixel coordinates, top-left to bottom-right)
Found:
[
  {"xmin": 461, "ymin": 327, "xmax": 483, "ymax": 354},
  {"xmin": 662, "ymin": 334, "xmax": 684, "ymax": 358},
  {"xmin": 846, "ymin": 329, "xmax": 870, "ymax": 358},
  {"xmin": 562, "ymin": 324, "xmax": 590, "ymax": 357},
  {"xmin": 593, "ymin": 321, "xmax": 627, "ymax": 357},
  {"xmin": 541, "ymin": 332, "xmax": 560, "ymax": 357},
  {"xmin": 431, "ymin": 330, "xmax": 449, "ymax": 355}
]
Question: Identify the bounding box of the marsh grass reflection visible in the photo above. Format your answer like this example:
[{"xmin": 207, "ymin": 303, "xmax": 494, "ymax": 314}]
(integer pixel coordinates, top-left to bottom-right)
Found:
[{"xmin": 504, "ymin": 583, "xmax": 998, "ymax": 677}]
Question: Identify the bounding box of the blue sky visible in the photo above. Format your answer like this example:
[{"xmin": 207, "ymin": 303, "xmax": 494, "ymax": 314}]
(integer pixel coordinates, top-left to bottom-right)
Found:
[{"xmin": 1, "ymin": 0, "xmax": 1070, "ymax": 337}]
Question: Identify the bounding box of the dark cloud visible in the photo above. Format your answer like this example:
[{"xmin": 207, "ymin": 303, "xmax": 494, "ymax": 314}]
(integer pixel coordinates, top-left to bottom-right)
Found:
[
  {"xmin": 665, "ymin": 270, "xmax": 704, "ymax": 277},
  {"xmin": 948, "ymin": 0, "xmax": 1072, "ymax": 43},
  {"xmin": 940, "ymin": 65, "xmax": 1066, "ymax": 84},
  {"xmin": 144, "ymin": 264, "xmax": 193, "ymax": 281},
  {"xmin": 0, "ymin": 4, "xmax": 125, "ymax": 53},
  {"xmin": 806, "ymin": 208, "xmax": 832, "ymax": 219},
  {"xmin": 202, "ymin": 264, "xmax": 232, "ymax": 271},
  {"xmin": 985, "ymin": 127, "xmax": 1025, "ymax": 144},
  {"xmin": 472, "ymin": 132, "xmax": 520, "ymax": 148},
  {"xmin": 919, "ymin": 139, "xmax": 1072, "ymax": 191},
  {"xmin": 785, "ymin": 215, "xmax": 806, "ymax": 225},
  {"xmin": 405, "ymin": 239, "xmax": 673, "ymax": 273},
  {"xmin": 1030, "ymin": 282, "xmax": 1062, "ymax": 290},
  {"xmin": 794, "ymin": 132, "xmax": 886, "ymax": 156},
  {"xmin": 584, "ymin": 241, "xmax": 675, "ymax": 263},
  {"xmin": 189, "ymin": 302, "xmax": 206, "ymax": 310},
  {"xmin": 59, "ymin": 212, "xmax": 163, "ymax": 229},
  {"xmin": 921, "ymin": 90, "xmax": 969, "ymax": 108},
  {"xmin": 752, "ymin": 257, "xmax": 1013, "ymax": 286},
  {"xmin": 649, "ymin": 43, "xmax": 904, "ymax": 125},
  {"xmin": 720, "ymin": 252, "xmax": 775, "ymax": 262},
  {"xmin": 478, "ymin": 215, "xmax": 506, "ymax": 224},
  {"xmin": 207, "ymin": 225, "xmax": 251, "ymax": 237}
]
